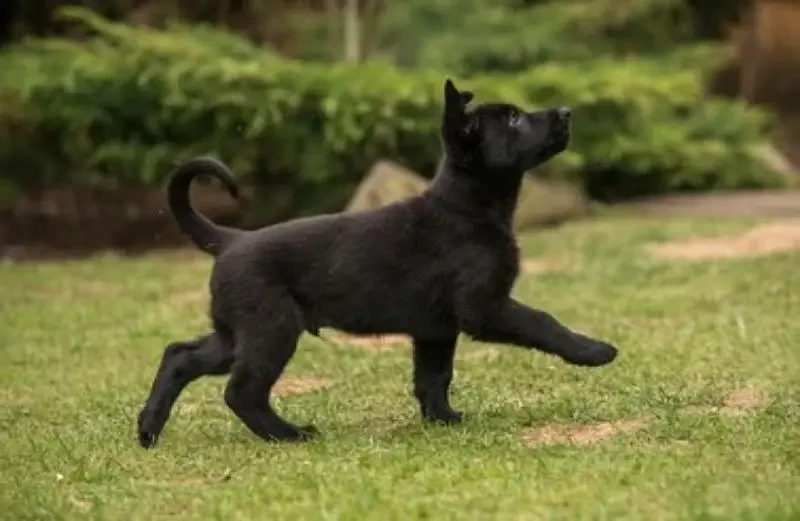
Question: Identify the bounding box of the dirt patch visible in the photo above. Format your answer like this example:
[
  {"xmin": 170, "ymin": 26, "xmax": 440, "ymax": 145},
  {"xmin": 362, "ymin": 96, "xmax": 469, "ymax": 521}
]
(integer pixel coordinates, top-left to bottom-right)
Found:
[
  {"xmin": 176, "ymin": 378, "xmax": 329, "ymax": 415},
  {"xmin": 685, "ymin": 388, "xmax": 771, "ymax": 417},
  {"xmin": 522, "ymin": 388, "xmax": 769, "ymax": 447},
  {"xmin": 322, "ymin": 331, "xmax": 409, "ymax": 350},
  {"xmin": 164, "ymin": 469, "xmax": 234, "ymax": 488},
  {"xmin": 523, "ymin": 417, "xmax": 651, "ymax": 447},
  {"xmin": 650, "ymin": 219, "xmax": 800, "ymax": 260},
  {"xmin": 721, "ymin": 388, "xmax": 769, "ymax": 411},
  {"xmin": 272, "ymin": 377, "xmax": 331, "ymax": 396},
  {"xmin": 520, "ymin": 258, "xmax": 559, "ymax": 275},
  {"xmin": 519, "ymin": 255, "xmax": 580, "ymax": 275}
]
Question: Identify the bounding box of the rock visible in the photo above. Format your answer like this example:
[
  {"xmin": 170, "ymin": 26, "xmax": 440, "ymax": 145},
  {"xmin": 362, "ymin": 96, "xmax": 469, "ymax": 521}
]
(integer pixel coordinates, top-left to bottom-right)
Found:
[
  {"xmin": 345, "ymin": 160, "xmax": 590, "ymax": 229},
  {"xmin": 756, "ymin": 143, "xmax": 797, "ymax": 180},
  {"xmin": 514, "ymin": 175, "xmax": 590, "ymax": 230},
  {"xmin": 345, "ymin": 160, "xmax": 430, "ymax": 213}
]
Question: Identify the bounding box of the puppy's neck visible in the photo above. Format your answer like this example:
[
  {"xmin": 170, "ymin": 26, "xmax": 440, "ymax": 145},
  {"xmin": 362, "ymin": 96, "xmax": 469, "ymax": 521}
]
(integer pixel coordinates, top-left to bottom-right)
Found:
[{"xmin": 427, "ymin": 156, "xmax": 523, "ymax": 228}]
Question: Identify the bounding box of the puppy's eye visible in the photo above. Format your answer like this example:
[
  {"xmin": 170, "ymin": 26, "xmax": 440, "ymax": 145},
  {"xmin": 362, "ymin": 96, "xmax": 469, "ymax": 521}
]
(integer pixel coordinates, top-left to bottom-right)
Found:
[{"xmin": 508, "ymin": 112, "xmax": 521, "ymax": 126}]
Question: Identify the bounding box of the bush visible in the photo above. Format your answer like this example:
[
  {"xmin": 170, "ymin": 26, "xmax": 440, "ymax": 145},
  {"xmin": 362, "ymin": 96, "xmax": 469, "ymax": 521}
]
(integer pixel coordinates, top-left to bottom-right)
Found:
[
  {"xmin": 377, "ymin": 0, "xmax": 699, "ymax": 75},
  {"xmin": 0, "ymin": 8, "xmax": 787, "ymax": 223}
]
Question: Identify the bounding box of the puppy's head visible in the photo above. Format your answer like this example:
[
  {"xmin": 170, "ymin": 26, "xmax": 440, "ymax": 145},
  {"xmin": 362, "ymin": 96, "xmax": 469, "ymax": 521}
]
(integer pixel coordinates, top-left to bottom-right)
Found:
[{"xmin": 440, "ymin": 79, "xmax": 570, "ymax": 176}]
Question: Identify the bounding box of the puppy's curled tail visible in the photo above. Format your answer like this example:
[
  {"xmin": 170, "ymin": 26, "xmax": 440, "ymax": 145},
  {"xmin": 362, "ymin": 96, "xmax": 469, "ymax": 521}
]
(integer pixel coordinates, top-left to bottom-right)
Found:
[{"xmin": 167, "ymin": 156, "xmax": 241, "ymax": 256}]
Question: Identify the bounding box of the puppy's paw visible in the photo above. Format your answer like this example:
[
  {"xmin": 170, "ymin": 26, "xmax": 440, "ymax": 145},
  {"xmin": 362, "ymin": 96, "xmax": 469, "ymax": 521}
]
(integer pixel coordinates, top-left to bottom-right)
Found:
[
  {"xmin": 424, "ymin": 409, "xmax": 464, "ymax": 425},
  {"xmin": 269, "ymin": 423, "xmax": 319, "ymax": 442},
  {"xmin": 138, "ymin": 429, "xmax": 158, "ymax": 449},
  {"xmin": 298, "ymin": 424, "xmax": 320, "ymax": 440},
  {"xmin": 137, "ymin": 408, "xmax": 164, "ymax": 449},
  {"xmin": 561, "ymin": 338, "xmax": 618, "ymax": 367}
]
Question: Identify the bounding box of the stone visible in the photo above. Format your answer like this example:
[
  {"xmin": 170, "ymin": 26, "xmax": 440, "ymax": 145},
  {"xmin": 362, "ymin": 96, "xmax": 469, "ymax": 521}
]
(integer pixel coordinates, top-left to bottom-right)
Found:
[
  {"xmin": 345, "ymin": 160, "xmax": 429, "ymax": 213},
  {"xmin": 345, "ymin": 160, "xmax": 590, "ymax": 230},
  {"xmin": 514, "ymin": 175, "xmax": 590, "ymax": 230}
]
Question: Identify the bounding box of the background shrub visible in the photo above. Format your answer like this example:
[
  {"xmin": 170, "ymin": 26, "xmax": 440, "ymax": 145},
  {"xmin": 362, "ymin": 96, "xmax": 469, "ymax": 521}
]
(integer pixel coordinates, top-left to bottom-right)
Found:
[
  {"xmin": 0, "ymin": 8, "xmax": 787, "ymax": 224},
  {"xmin": 372, "ymin": 0, "xmax": 745, "ymax": 75}
]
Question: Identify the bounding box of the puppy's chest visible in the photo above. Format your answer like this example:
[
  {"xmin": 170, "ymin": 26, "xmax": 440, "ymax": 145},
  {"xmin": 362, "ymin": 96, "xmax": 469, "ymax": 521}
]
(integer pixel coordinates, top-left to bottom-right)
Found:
[
  {"xmin": 462, "ymin": 225, "xmax": 521, "ymax": 289},
  {"xmin": 478, "ymin": 221, "xmax": 520, "ymax": 265},
  {"xmin": 491, "ymin": 238, "xmax": 521, "ymax": 286}
]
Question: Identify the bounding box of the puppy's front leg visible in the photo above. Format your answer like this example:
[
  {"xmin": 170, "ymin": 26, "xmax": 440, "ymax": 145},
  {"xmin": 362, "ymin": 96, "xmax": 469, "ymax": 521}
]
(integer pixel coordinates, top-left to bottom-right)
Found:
[
  {"xmin": 412, "ymin": 337, "xmax": 463, "ymax": 424},
  {"xmin": 461, "ymin": 298, "xmax": 618, "ymax": 367}
]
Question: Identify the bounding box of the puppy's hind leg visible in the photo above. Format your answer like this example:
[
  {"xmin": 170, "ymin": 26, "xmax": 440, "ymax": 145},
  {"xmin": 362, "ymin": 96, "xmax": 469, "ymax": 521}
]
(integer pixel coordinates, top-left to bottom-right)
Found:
[
  {"xmin": 413, "ymin": 336, "xmax": 463, "ymax": 424},
  {"xmin": 137, "ymin": 329, "xmax": 234, "ymax": 449},
  {"xmin": 223, "ymin": 299, "xmax": 317, "ymax": 442}
]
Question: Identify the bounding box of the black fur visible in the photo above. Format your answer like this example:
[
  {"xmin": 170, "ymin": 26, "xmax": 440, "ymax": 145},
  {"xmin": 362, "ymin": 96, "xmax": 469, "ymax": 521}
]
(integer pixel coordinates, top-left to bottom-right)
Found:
[{"xmin": 137, "ymin": 79, "xmax": 619, "ymax": 448}]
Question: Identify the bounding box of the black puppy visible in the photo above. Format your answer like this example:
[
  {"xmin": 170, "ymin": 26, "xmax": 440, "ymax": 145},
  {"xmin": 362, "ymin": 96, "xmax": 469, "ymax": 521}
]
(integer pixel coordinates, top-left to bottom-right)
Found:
[{"xmin": 137, "ymin": 79, "xmax": 618, "ymax": 448}]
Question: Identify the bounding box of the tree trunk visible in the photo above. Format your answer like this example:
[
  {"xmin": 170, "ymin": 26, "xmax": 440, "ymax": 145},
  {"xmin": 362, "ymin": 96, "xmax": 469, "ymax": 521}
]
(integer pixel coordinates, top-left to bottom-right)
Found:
[{"xmin": 343, "ymin": 0, "xmax": 361, "ymax": 63}]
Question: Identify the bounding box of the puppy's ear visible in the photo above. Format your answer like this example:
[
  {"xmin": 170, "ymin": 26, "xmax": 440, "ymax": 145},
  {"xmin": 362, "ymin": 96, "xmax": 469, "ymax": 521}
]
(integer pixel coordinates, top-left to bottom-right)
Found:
[
  {"xmin": 444, "ymin": 79, "xmax": 473, "ymax": 111},
  {"xmin": 444, "ymin": 79, "xmax": 464, "ymax": 119},
  {"xmin": 443, "ymin": 79, "xmax": 473, "ymax": 145}
]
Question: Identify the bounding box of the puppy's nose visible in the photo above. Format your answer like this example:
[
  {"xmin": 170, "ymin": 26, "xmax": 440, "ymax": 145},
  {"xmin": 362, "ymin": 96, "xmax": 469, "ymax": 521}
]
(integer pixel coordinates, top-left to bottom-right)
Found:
[{"xmin": 557, "ymin": 107, "xmax": 571, "ymax": 120}]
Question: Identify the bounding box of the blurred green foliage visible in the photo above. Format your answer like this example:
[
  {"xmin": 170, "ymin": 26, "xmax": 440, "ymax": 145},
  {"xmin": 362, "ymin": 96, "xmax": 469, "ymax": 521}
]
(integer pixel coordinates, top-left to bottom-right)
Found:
[
  {"xmin": 376, "ymin": 0, "xmax": 698, "ymax": 74},
  {"xmin": 0, "ymin": 6, "xmax": 786, "ymax": 223}
]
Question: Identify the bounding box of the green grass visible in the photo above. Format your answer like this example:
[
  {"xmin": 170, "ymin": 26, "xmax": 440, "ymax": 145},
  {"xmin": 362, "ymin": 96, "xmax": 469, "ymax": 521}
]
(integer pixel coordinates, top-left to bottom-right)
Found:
[{"xmin": 1, "ymin": 215, "xmax": 798, "ymax": 521}]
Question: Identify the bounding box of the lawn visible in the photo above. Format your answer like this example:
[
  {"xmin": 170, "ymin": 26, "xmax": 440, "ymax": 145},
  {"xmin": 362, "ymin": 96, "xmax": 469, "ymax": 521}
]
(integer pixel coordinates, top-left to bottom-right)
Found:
[{"xmin": 1, "ymin": 215, "xmax": 798, "ymax": 521}]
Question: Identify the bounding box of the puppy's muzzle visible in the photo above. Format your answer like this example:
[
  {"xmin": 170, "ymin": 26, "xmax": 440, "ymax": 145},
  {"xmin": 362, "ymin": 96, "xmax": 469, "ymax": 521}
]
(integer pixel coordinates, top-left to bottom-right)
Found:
[
  {"xmin": 550, "ymin": 107, "xmax": 571, "ymax": 127},
  {"xmin": 547, "ymin": 107, "xmax": 571, "ymax": 141}
]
